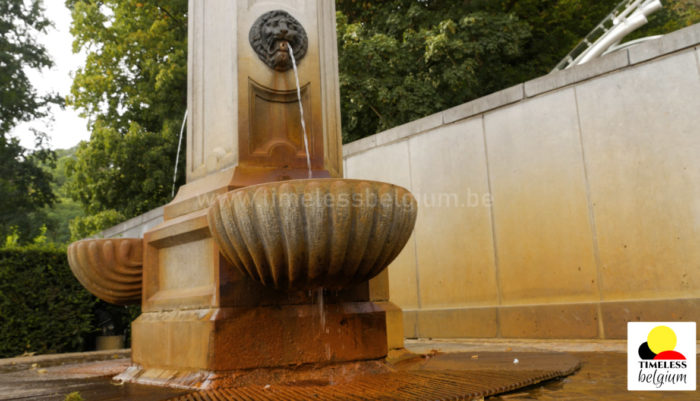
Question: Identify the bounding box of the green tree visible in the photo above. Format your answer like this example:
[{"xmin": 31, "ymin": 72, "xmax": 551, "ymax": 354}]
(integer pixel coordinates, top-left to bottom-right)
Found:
[
  {"xmin": 0, "ymin": 0, "xmax": 59, "ymax": 243},
  {"xmin": 628, "ymin": 0, "xmax": 700, "ymax": 40},
  {"xmin": 335, "ymin": 0, "xmax": 618, "ymax": 142},
  {"xmin": 336, "ymin": 0, "xmax": 532, "ymax": 142},
  {"xmin": 38, "ymin": 147, "xmax": 85, "ymax": 244},
  {"xmin": 68, "ymin": 209, "xmax": 125, "ymax": 241},
  {"xmin": 65, "ymin": 0, "xmax": 187, "ymax": 225},
  {"xmin": 494, "ymin": 0, "xmax": 618, "ymax": 80},
  {"xmin": 500, "ymin": 0, "xmax": 700, "ymax": 77},
  {"xmin": 336, "ymin": 0, "xmax": 699, "ymax": 142}
]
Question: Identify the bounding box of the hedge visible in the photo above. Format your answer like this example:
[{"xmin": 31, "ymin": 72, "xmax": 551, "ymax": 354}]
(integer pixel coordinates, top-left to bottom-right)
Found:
[{"xmin": 0, "ymin": 245, "xmax": 137, "ymax": 358}]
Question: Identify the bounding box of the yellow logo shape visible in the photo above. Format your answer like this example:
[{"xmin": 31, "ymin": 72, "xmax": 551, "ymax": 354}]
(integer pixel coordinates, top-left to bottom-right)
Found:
[{"xmin": 647, "ymin": 325, "xmax": 677, "ymax": 354}]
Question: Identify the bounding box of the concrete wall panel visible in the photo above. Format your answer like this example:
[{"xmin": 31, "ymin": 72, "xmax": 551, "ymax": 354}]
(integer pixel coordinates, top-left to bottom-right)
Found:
[
  {"xmin": 416, "ymin": 307, "xmax": 499, "ymax": 338},
  {"xmin": 484, "ymin": 88, "xmax": 599, "ymax": 305},
  {"xmin": 576, "ymin": 50, "xmax": 700, "ymax": 301},
  {"xmin": 408, "ymin": 118, "xmax": 498, "ymax": 308}
]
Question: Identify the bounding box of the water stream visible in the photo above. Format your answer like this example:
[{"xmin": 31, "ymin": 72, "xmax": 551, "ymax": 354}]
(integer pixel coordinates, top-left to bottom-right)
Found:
[
  {"xmin": 288, "ymin": 46, "xmax": 313, "ymax": 179},
  {"xmin": 290, "ymin": 45, "xmax": 327, "ymax": 357},
  {"xmin": 316, "ymin": 287, "xmax": 325, "ymax": 331}
]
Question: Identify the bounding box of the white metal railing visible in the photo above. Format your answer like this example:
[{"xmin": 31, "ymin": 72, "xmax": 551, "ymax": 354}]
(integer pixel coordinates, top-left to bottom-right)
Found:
[{"xmin": 552, "ymin": 0, "xmax": 663, "ymax": 71}]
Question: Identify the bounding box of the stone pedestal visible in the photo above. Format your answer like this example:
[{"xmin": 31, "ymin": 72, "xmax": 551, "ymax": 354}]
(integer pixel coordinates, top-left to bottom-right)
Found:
[{"xmin": 132, "ymin": 207, "xmax": 401, "ymax": 370}]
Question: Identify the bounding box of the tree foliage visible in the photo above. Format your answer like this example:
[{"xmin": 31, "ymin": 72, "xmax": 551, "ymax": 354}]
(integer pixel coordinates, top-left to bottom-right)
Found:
[
  {"xmin": 0, "ymin": 137, "xmax": 57, "ymax": 243},
  {"xmin": 628, "ymin": 0, "xmax": 700, "ymax": 40},
  {"xmin": 65, "ymin": 0, "xmax": 187, "ymax": 224},
  {"xmin": 0, "ymin": 245, "xmax": 138, "ymax": 356},
  {"xmin": 336, "ymin": 0, "xmax": 699, "ymax": 142},
  {"xmin": 494, "ymin": 0, "xmax": 617, "ymax": 81},
  {"xmin": 336, "ymin": 0, "xmax": 532, "ymax": 142},
  {"xmin": 0, "ymin": 0, "xmax": 59, "ymax": 243},
  {"xmin": 36, "ymin": 147, "xmax": 85, "ymax": 244},
  {"xmin": 69, "ymin": 209, "xmax": 124, "ymax": 241},
  {"xmin": 0, "ymin": 0, "xmax": 59, "ymax": 135},
  {"xmin": 0, "ymin": 245, "xmax": 95, "ymax": 357},
  {"xmin": 336, "ymin": 0, "xmax": 622, "ymax": 142}
]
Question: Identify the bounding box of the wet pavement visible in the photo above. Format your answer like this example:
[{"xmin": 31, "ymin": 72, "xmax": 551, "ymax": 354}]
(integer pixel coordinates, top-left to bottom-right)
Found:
[
  {"xmin": 410, "ymin": 339, "xmax": 699, "ymax": 400},
  {"xmin": 0, "ymin": 359, "xmax": 185, "ymax": 401},
  {"xmin": 0, "ymin": 351, "xmax": 577, "ymax": 400},
  {"xmin": 0, "ymin": 341, "xmax": 697, "ymax": 400},
  {"xmin": 489, "ymin": 352, "xmax": 699, "ymax": 400}
]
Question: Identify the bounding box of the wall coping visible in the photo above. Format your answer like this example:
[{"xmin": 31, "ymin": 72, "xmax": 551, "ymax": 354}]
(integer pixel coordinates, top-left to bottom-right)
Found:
[
  {"xmin": 342, "ymin": 22, "xmax": 700, "ymax": 158},
  {"xmin": 95, "ymin": 206, "xmax": 164, "ymax": 238}
]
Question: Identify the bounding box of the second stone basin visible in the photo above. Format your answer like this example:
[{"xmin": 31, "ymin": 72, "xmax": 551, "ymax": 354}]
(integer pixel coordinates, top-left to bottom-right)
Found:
[
  {"xmin": 67, "ymin": 238, "xmax": 143, "ymax": 305},
  {"xmin": 207, "ymin": 178, "xmax": 418, "ymax": 291}
]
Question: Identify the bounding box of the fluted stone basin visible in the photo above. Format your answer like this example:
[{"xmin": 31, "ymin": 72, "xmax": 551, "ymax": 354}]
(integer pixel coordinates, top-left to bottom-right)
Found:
[
  {"xmin": 207, "ymin": 178, "xmax": 418, "ymax": 291},
  {"xmin": 67, "ymin": 238, "xmax": 143, "ymax": 305}
]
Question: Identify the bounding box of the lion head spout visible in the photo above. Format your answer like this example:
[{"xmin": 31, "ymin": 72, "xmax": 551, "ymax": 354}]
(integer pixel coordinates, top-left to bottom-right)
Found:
[{"xmin": 249, "ymin": 10, "xmax": 308, "ymax": 72}]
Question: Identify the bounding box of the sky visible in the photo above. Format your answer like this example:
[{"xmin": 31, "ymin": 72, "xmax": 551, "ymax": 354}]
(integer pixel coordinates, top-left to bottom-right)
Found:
[{"xmin": 9, "ymin": 1, "xmax": 90, "ymax": 151}]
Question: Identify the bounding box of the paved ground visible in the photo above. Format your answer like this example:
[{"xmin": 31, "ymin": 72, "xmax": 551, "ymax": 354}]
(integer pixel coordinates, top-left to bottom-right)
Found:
[
  {"xmin": 0, "ymin": 358, "xmax": 184, "ymax": 401},
  {"xmin": 408, "ymin": 339, "xmax": 699, "ymax": 400},
  {"xmin": 0, "ymin": 352, "xmax": 576, "ymax": 400},
  {"xmin": 0, "ymin": 340, "xmax": 697, "ymax": 400},
  {"xmin": 490, "ymin": 352, "xmax": 697, "ymax": 401}
]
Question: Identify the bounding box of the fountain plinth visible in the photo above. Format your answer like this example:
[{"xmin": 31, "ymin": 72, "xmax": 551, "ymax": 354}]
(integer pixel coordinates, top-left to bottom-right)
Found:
[{"xmin": 68, "ymin": 0, "xmax": 413, "ymax": 389}]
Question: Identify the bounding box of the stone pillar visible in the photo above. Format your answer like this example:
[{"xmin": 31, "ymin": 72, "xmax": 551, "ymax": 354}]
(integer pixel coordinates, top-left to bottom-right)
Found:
[{"xmin": 165, "ymin": 0, "xmax": 342, "ymax": 220}]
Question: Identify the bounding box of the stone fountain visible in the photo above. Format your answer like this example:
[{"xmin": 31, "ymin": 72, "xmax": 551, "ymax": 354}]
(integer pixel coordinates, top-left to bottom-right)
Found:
[
  {"xmin": 67, "ymin": 1, "xmax": 582, "ymax": 397},
  {"xmin": 68, "ymin": 0, "xmax": 415, "ymax": 389}
]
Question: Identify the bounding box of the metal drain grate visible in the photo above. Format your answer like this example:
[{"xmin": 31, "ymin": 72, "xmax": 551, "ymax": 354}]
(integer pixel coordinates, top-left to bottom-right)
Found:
[{"xmin": 167, "ymin": 368, "xmax": 577, "ymax": 401}]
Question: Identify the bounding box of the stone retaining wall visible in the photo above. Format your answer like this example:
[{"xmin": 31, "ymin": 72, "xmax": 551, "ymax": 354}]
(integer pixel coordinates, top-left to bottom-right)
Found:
[{"xmin": 344, "ymin": 23, "xmax": 700, "ymax": 339}]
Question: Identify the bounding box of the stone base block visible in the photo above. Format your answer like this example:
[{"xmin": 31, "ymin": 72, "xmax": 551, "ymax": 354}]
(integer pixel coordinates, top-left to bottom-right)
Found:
[{"xmin": 131, "ymin": 302, "xmax": 388, "ymax": 372}]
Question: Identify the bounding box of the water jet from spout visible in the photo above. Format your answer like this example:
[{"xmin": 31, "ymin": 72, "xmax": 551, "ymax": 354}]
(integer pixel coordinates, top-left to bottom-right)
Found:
[{"xmin": 288, "ymin": 45, "xmax": 312, "ymax": 179}]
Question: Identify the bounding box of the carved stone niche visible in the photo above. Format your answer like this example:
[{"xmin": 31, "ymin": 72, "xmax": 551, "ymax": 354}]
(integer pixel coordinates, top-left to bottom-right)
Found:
[{"xmin": 243, "ymin": 80, "xmax": 315, "ymax": 170}]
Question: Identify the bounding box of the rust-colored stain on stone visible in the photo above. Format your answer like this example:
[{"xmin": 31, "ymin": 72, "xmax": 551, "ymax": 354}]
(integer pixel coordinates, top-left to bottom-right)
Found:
[
  {"xmin": 128, "ymin": 303, "xmax": 389, "ymax": 374},
  {"xmin": 67, "ymin": 238, "xmax": 143, "ymax": 305},
  {"xmin": 208, "ymin": 178, "xmax": 418, "ymax": 290}
]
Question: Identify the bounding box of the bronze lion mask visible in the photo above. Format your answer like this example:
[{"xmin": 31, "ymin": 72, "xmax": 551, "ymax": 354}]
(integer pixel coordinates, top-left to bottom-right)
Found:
[{"xmin": 249, "ymin": 10, "xmax": 308, "ymax": 72}]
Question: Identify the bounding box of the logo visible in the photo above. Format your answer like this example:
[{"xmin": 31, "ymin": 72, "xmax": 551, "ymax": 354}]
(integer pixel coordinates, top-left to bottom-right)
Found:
[{"xmin": 628, "ymin": 322, "xmax": 696, "ymax": 391}]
